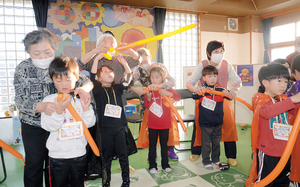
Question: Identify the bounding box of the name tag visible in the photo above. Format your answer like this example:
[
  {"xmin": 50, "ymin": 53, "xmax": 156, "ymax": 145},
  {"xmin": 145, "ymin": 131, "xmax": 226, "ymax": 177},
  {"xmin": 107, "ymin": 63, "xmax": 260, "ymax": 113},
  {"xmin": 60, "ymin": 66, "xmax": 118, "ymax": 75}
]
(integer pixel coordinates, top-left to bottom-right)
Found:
[
  {"xmin": 201, "ymin": 97, "xmax": 216, "ymax": 111},
  {"xmin": 149, "ymin": 102, "xmax": 163, "ymax": 118},
  {"xmin": 104, "ymin": 104, "xmax": 122, "ymax": 118},
  {"xmin": 273, "ymin": 122, "xmax": 292, "ymax": 141},
  {"xmin": 58, "ymin": 121, "xmax": 83, "ymax": 140}
]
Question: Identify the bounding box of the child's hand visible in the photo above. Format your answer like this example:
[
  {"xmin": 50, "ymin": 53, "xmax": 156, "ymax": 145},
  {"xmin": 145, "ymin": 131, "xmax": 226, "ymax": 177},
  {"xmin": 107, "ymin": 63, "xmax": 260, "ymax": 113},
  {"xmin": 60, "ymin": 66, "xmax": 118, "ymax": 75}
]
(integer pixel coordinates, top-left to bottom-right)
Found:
[
  {"xmin": 146, "ymin": 91, "xmax": 152, "ymax": 101},
  {"xmin": 223, "ymin": 90, "xmax": 229, "ymax": 96},
  {"xmin": 158, "ymin": 89, "xmax": 173, "ymax": 97},
  {"xmin": 55, "ymin": 94, "xmax": 71, "ymax": 115},
  {"xmin": 117, "ymin": 54, "xmax": 127, "ymax": 66},
  {"xmin": 132, "ymin": 87, "xmax": 147, "ymax": 96},
  {"xmin": 148, "ymin": 84, "xmax": 162, "ymax": 91},
  {"xmin": 80, "ymin": 93, "xmax": 91, "ymax": 111}
]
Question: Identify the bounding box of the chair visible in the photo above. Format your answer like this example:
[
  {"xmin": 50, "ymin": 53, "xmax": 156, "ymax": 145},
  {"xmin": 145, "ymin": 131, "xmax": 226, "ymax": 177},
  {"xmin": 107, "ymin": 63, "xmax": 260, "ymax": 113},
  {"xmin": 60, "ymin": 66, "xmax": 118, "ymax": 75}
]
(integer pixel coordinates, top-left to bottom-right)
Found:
[
  {"xmin": 174, "ymin": 89, "xmax": 195, "ymax": 151},
  {"xmin": 123, "ymin": 90, "xmax": 143, "ymax": 140}
]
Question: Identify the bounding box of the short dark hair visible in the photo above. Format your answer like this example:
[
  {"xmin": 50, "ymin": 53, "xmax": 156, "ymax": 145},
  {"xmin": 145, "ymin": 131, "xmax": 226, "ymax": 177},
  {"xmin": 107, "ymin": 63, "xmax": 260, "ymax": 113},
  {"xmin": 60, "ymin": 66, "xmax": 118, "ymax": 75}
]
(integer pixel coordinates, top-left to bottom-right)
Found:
[
  {"xmin": 292, "ymin": 55, "xmax": 300, "ymax": 73},
  {"xmin": 258, "ymin": 63, "xmax": 289, "ymax": 93},
  {"xmin": 202, "ymin": 65, "xmax": 218, "ymax": 76},
  {"xmin": 206, "ymin": 40, "xmax": 225, "ymax": 61},
  {"xmin": 272, "ymin": 58, "xmax": 291, "ymax": 68},
  {"xmin": 97, "ymin": 65, "xmax": 116, "ymax": 86},
  {"xmin": 49, "ymin": 56, "xmax": 79, "ymax": 80}
]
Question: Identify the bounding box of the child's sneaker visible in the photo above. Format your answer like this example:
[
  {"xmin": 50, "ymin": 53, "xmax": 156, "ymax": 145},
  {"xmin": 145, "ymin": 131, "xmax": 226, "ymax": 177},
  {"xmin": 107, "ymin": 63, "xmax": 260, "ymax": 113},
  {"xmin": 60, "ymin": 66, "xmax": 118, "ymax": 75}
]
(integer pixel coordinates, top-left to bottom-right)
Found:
[
  {"xmin": 168, "ymin": 149, "xmax": 178, "ymax": 161},
  {"xmin": 149, "ymin": 168, "xmax": 157, "ymax": 174},
  {"xmin": 164, "ymin": 167, "xmax": 172, "ymax": 172},
  {"xmin": 204, "ymin": 164, "xmax": 213, "ymax": 170}
]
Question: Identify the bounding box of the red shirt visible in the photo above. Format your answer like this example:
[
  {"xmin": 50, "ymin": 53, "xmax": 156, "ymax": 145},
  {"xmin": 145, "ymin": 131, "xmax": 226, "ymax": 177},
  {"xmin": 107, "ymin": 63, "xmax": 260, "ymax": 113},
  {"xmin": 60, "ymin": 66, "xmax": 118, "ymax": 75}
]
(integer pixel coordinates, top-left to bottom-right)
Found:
[
  {"xmin": 258, "ymin": 97, "xmax": 298, "ymax": 157},
  {"xmin": 144, "ymin": 88, "xmax": 181, "ymax": 129}
]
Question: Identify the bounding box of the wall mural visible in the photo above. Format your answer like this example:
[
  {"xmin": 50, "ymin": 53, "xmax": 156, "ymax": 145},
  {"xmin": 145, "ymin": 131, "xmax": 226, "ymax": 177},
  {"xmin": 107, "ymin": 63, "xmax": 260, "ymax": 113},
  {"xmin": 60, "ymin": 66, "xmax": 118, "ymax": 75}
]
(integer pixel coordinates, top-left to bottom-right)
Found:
[{"xmin": 47, "ymin": 0, "xmax": 157, "ymax": 64}]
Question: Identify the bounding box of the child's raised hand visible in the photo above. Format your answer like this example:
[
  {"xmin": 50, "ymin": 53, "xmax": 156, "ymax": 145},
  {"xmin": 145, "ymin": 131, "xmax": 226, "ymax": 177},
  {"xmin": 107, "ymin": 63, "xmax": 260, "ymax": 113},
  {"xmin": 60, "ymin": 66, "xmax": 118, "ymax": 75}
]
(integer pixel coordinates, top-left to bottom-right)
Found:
[
  {"xmin": 80, "ymin": 93, "xmax": 91, "ymax": 111},
  {"xmin": 223, "ymin": 89, "xmax": 229, "ymax": 96},
  {"xmin": 148, "ymin": 84, "xmax": 161, "ymax": 91},
  {"xmin": 117, "ymin": 54, "xmax": 127, "ymax": 66},
  {"xmin": 55, "ymin": 94, "xmax": 71, "ymax": 115}
]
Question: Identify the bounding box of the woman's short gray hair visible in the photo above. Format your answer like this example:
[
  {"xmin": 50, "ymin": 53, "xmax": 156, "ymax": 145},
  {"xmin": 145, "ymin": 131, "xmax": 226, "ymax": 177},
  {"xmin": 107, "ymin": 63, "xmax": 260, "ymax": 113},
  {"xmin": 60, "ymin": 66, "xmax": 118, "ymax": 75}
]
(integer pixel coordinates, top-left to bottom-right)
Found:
[
  {"xmin": 23, "ymin": 28, "xmax": 58, "ymax": 53},
  {"xmin": 96, "ymin": 34, "xmax": 117, "ymax": 47}
]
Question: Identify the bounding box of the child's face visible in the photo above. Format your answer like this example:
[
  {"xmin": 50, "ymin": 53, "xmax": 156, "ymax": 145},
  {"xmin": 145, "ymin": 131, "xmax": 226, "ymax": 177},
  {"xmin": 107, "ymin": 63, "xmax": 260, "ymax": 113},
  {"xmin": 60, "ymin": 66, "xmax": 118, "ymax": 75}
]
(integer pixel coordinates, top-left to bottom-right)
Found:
[
  {"xmin": 263, "ymin": 77, "xmax": 288, "ymax": 97},
  {"xmin": 53, "ymin": 73, "xmax": 78, "ymax": 94},
  {"xmin": 99, "ymin": 67, "xmax": 115, "ymax": 86},
  {"xmin": 150, "ymin": 71, "xmax": 163, "ymax": 85},
  {"xmin": 203, "ymin": 73, "xmax": 218, "ymax": 86}
]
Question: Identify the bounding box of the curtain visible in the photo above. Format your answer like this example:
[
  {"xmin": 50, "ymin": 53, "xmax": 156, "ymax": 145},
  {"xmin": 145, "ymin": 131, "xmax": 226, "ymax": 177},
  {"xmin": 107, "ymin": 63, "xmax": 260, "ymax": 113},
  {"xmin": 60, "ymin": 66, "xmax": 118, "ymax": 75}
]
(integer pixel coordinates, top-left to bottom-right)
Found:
[
  {"xmin": 32, "ymin": 0, "xmax": 49, "ymax": 28},
  {"xmin": 154, "ymin": 8, "xmax": 166, "ymax": 64},
  {"xmin": 262, "ymin": 17, "xmax": 273, "ymax": 64}
]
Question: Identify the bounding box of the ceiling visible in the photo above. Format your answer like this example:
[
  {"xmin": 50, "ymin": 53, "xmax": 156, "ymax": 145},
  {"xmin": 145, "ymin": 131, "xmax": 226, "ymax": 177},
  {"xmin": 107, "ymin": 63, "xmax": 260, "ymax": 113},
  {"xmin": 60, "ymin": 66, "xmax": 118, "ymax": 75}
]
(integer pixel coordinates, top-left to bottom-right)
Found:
[{"xmin": 73, "ymin": 0, "xmax": 300, "ymax": 17}]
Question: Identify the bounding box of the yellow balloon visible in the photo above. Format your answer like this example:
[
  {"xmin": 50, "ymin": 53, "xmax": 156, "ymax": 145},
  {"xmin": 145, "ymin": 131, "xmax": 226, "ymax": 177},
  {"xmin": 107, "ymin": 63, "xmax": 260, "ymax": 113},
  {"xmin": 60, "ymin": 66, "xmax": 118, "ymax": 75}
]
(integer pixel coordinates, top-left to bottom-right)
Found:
[{"xmin": 115, "ymin": 22, "xmax": 203, "ymax": 51}]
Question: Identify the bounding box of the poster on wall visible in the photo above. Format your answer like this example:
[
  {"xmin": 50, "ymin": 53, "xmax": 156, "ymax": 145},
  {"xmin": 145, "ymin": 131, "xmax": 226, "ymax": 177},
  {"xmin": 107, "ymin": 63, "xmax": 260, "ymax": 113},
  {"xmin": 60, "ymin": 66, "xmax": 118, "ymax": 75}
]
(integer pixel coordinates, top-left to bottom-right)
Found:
[{"xmin": 237, "ymin": 65, "xmax": 253, "ymax": 86}]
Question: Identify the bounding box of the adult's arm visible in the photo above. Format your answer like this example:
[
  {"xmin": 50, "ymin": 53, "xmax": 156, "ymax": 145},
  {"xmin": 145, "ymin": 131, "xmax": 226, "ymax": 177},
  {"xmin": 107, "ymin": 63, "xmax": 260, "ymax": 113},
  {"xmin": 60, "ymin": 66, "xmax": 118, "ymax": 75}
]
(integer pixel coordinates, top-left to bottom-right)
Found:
[
  {"xmin": 227, "ymin": 62, "xmax": 242, "ymax": 99},
  {"xmin": 186, "ymin": 63, "xmax": 204, "ymax": 92}
]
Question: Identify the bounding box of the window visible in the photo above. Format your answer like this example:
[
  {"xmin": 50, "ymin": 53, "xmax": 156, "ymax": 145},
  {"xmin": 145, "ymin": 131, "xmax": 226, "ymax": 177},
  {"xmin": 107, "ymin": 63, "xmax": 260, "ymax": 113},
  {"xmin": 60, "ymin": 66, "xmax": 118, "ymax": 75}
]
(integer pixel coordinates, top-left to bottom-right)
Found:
[
  {"xmin": 0, "ymin": 0, "xmax": 36, "ymax": 115},
  {"xmin": 270, "ymin": 22, "xmax": 300, "ymax": 61},
  {"xmin": 162, "ymin": 11, "xmax": 199, "ymax": 89}
]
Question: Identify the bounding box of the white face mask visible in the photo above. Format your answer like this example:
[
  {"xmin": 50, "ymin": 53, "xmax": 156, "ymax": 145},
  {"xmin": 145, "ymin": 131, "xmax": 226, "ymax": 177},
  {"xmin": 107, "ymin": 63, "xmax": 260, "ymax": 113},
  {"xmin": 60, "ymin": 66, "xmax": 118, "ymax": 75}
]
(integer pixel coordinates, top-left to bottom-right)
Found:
[
  {"xmin": 297, "ymin": 47, "xmax": 300, "ymax": 53},
  {"xmin": 211, "ymin": 53, "xmax": 224, "ymax": 64},
  {"xmin": 140, "ymin": 63, "xmax": 151, "ymax": 70},
  {"xmin": 31, "ymin": 56, "xmax": 55, "ymax": 69}
]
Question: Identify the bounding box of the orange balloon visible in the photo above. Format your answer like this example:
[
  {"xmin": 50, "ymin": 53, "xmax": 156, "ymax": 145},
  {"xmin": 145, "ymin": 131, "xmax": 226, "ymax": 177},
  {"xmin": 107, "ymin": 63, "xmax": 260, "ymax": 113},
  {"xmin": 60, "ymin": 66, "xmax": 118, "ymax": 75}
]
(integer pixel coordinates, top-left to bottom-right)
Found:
[
  {"xmin": 142, "ymin": 88, "xmax": 187, "ymax": 134},
  {"xmin": 204, "ymin": 89, "xmax": 253, "ymax": 111},
  {"xmin": 0, "ymin": 139, "xmax": 25, "ymax": 165},
  {"xmin": 57, "ymin": 94, "xmax": 100, "ymax": 157}
]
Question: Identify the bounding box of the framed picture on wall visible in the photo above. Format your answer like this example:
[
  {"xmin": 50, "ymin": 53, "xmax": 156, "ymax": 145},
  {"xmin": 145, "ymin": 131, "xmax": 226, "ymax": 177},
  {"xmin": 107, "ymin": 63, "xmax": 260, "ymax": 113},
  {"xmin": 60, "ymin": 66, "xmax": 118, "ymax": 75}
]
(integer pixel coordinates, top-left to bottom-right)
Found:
[{"xmin": 228, "ymin": 18, "xmax": 238, "ymax": 31}]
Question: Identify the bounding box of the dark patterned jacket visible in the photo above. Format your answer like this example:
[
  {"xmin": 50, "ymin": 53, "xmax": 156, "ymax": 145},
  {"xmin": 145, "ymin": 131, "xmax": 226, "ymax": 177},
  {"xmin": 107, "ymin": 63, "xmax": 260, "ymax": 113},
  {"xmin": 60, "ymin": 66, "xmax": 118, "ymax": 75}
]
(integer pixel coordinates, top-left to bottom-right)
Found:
[{"xmin": 14, "ymin": 58, "xmax": 93, "ymax": 127}]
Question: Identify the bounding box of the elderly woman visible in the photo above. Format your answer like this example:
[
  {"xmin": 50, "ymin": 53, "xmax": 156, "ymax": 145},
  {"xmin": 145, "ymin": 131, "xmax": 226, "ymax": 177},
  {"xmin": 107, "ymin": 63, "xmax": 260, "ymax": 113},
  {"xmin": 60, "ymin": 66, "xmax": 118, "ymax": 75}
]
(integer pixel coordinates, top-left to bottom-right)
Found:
[
  {"xmin": 14, "ymin": 28, "xmax": 93, "ymax": 187},
  {"xmin": 131, "ymin": 48, "xmax": 178, "ymax": 161},
  {"xmin": 186, "ymin": 40, "xmax": 242, "ymax": 166}
]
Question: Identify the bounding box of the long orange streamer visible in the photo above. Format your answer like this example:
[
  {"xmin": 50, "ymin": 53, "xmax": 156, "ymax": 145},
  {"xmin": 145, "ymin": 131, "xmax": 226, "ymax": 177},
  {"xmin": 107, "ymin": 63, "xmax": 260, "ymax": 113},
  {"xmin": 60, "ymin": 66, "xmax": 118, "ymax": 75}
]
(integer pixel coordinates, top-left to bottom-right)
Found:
[
  {"xmin": 142, "ymin": 88, "xmax": 187, "ymax": 135},
  {"xmin": 0, "ymin": 139, "xmax": 25, "ymax": 165},
  {"xmin": 57, "ymin": 94, "xmax": 100, "ymax": 157}
]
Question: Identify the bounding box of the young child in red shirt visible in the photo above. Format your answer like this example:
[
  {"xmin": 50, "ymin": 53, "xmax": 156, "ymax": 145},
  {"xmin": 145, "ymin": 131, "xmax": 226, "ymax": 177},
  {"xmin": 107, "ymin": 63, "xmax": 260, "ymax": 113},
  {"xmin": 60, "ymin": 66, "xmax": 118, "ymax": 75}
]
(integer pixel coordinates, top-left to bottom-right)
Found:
[
  {"xmin": 144, "ymin": 65, "xmax": 181, "ymax": 174},
  {"xmin": 246, "ymin": 63, "xmax": 300, "ymax": 186}
]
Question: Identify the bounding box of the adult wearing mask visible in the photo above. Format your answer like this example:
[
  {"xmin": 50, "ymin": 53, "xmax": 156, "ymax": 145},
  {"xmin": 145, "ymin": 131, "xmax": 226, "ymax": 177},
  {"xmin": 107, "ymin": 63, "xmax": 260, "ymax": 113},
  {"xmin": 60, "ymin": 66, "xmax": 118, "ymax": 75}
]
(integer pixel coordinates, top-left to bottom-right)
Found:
[
  {"xmin": 186, "ymin": 40, "xmax": 242, "ymax": 166},
  {"xmin": 286, "ymin": 36, "xmax": 300, "ymax": 65},
  {"xmin": 14, "ymin": 28, "xmax": 93, "ymax": 187},
  {"xmin": 131, "ymin": 48, "xmax": 179, "ymax": 161}
]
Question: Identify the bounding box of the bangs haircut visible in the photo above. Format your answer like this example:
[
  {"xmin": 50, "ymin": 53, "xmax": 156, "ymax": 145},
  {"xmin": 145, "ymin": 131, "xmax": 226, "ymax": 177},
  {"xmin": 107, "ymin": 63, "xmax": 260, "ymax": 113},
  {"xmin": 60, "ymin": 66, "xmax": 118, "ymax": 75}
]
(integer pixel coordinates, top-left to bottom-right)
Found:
[
  {"xmin": 202, "ymin": 65, "xmax": 218, "ymax": 76},
  {"xmin": 258, "ymin": 63, "xmax": 289, "ymax": 92},
  {"xmin": 49, "ymin": 56, "xmax": 79, "ymax": 80},
  {"xmin": 97, "ymin": 65, "xmax": 116, "ymax": 86},
  {"xmin": 149, "ymin": 64, "xmax": 168, "ymax": 81}
]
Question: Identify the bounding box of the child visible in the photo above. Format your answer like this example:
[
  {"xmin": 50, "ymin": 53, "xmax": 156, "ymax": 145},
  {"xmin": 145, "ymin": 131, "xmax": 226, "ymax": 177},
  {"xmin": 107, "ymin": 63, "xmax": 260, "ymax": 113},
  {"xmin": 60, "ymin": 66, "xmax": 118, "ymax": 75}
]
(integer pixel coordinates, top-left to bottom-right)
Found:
[
  {"xmin": 144, "ymin": 65, "xmax": 181, "ymax": 174},
  {"xmin": 41, "ymin": 56, "xmax": 96, "ymax": 187},
  {"xmin": 246, "ymin": 63, "xmax": 300, "ymax": 187},
  {"xmin": 90, "ymin": 52, "xmax": 132, "ymax": 187},
  {"xmin": 192, "ymin": 65, "xmax": 229, "ymax": 170}
]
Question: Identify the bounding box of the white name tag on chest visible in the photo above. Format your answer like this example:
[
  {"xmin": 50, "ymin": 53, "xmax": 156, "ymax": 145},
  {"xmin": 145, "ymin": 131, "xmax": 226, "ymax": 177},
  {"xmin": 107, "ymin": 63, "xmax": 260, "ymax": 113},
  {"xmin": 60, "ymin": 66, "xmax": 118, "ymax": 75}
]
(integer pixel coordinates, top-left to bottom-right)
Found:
[
  {"xmin": 201, "ymin": 97, "xmax": 216, "ymax": 111},
  {"xmin": 104, "ymin": 104, "xmax": 122, "ymax": 118},
  {"xmin": 149, "ymin": 102, "xmax": 163, "ymax": 118},
  {"xmin": 58, "ymin": 121, "xmax": 83, "ymax": 140}
]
